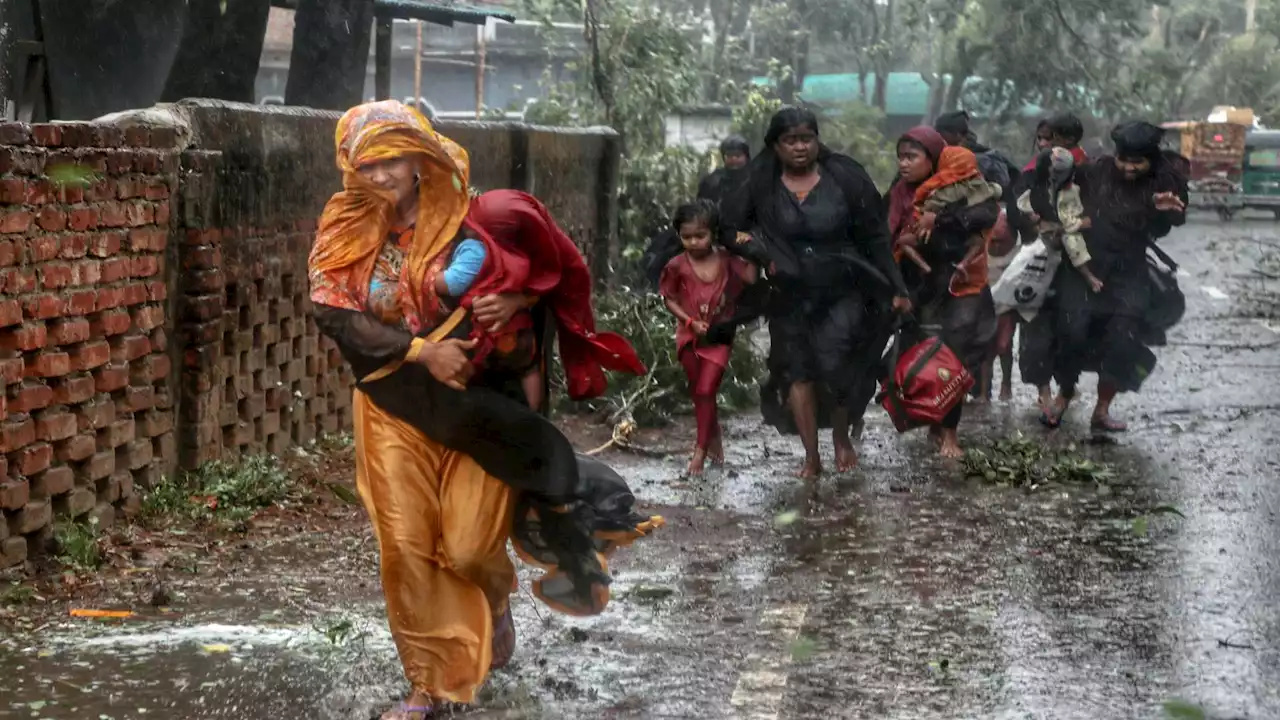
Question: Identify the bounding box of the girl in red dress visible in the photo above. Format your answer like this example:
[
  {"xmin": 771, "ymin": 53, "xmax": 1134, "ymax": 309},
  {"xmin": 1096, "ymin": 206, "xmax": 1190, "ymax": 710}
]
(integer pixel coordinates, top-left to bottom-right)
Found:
[{"xmin": 659, "ymin": 201, "xmax": 758, "ymax": 476}]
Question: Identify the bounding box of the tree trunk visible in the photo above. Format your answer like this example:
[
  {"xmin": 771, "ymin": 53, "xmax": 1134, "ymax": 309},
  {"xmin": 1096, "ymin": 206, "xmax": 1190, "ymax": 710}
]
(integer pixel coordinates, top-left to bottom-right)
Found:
[
  {"xmin": 161, "ymin": 0, "xmax": 271, "ymax": 103},
  {"xmin": 285, "ymin": 0, "xmax": 376, "ymax": 110},
  {"xmin": 872, "ymin": 71, "xmax": 888, "ymax": 110}
]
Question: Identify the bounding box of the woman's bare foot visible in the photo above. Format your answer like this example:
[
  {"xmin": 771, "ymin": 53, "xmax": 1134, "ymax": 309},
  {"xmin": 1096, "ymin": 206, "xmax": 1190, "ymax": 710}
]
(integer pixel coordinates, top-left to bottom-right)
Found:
[
  {"xmin": 708, "ymin": 436, "xmax": 725, "ymax": 466},
  {"xmin": 1036, "ymin": 386, "xmax": 1053, "ymax": 413},
  {"xmin": 970, "ymin": 395, "xmax": 991, "ymax": 406},
  {"xmin": 1040, "ymin": 393, "xmax": 1070, "ymax": 429},
  {"xmin": 928, "ymin": 425, "xmax": 943, "ymax": 447},
  {"xmin": 938, "ymin": 428, "xmax": 964, "ymax": 459},
  {"xmin": 795, "ymin": 457, "xmax": 822, "ymax": 479},
  {"xmin": 382, "ymin": 697, "xmax": 436, "ymax": 719},
  {"xmin": 490, "ymin": 606, "xmax": 516, "ymax": 670},
  {"xmin": 999, "ymin": 382, "xmax": 1013, "ymax": 402},
  {"xmin": 687, "ymin": 448, "xmax": 708, "ymax": 477},
  {"xmin": 834, "ymin": 437, "xmax": 858, "ymax": 472},
  {"xmin": 1090, "ymin": 413, "xmax": 1128, "ymax": 433}
]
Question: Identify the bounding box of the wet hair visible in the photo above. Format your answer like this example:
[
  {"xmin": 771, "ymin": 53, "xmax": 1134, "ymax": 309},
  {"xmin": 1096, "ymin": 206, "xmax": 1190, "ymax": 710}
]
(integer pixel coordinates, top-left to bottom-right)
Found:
[
  {"xmin": 934, "ymin": 111, "xmax": 970, "ymax": 138},
  {"xmin": 719, "ymin": 135, "xmax": 750, "ymax": 158},
  {"xmin": 764, "ymin": 106, "xmax": 820, "ymax": 147},
  {"xmin": 1045, "ymin": 112, "xmax": 1084, "ymax": 144},
  {"xmin": 672, "ymin": 199, "xmax": 719, "ymax": 235}
]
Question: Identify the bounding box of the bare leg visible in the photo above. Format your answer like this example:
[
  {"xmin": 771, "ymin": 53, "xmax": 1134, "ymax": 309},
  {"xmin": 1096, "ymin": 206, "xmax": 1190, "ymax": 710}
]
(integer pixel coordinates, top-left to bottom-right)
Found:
[
  {"xmin": 789, "ymin": 382, "xmax": 822, "ymax": 479},
  {"xmin": 974, "ymin": 360, "xmax": 993, "ymax": 405},
  {"xmin": 687, "ymin": 447, "xmax": 708, "ymax": 477},
  {"xmin": 520, "ymin": 368, "xmax": 544, "ymax": 413},
  {"xmin": 832, "ymin": 406, "xmax": 857, "ymax": 471},
  {"xmin": 1091, "ymin": 381, "xmax": 1127, "ymax": 431},
  {"xmin": 1037, "ymin": 384, "xmax": 1054, "ymax": 413},
  {"xmin": 938, "ymin": 427, "xmax": 964, "ymax": 458},
  {"xmin": 995, "ymin": 313, "xmax": 1017, "ymax": 402},
  {"xmin": 998, "ymin": 348, "xmax": 1014, "ymax": 401}
]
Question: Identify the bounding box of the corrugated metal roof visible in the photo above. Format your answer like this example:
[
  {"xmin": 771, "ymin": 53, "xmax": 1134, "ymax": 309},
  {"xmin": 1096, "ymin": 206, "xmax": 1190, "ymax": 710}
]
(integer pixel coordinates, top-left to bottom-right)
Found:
[
  {"xmin": 751, "ymin": 72, "xmax": 1043, "ymax": 119},
  {"xmin": 374, "ymin": 0, "xmax": 515, "ymax": 25}
]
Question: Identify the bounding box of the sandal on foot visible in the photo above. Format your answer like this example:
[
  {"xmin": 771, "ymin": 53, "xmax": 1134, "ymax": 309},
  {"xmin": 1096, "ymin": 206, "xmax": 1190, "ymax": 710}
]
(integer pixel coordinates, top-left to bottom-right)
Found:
[
  {"xmin": 1090, "ymin": 416, "xmax": 1128, "ymax": 433},
  {"xmin": 383, "ymin": 704, "xmax": 434, "ymax": 720}
]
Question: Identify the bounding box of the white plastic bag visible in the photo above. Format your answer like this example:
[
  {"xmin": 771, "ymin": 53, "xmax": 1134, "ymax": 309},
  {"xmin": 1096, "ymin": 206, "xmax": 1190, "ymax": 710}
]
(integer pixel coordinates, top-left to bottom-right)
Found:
[{"xmin": 989, "ymin": 238, "xmax": 1062, "ymax": 321}]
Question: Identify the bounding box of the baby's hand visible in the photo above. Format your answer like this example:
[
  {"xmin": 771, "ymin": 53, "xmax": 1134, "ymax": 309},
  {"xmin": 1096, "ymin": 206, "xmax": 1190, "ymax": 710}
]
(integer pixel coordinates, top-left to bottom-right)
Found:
[
  {"xmin": 691, "ymin": 320, "xmax": 710, "ymax": 336},
  {"xmin": 1088, "ymin": 277, "xmax": 1104, "ymax": 293}
]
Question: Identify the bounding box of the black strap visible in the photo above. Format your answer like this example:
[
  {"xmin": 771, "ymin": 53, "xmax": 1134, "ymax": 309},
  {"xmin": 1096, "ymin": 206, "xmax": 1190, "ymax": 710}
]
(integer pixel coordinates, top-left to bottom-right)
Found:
[{"xmin": 1146, "ymin": 239, "xmax": 1179, "ymax": 272}]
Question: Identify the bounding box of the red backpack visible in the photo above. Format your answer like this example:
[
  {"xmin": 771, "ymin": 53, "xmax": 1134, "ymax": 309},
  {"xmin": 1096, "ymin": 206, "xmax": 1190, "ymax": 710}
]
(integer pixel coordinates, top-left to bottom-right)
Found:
[{"xmin": 879, "ymin": 330, "xmax": 975, "ymax": 432}]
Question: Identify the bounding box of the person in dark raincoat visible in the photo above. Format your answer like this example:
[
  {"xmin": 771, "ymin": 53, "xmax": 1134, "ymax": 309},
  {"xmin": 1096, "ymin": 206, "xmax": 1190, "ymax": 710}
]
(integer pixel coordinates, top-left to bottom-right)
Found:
[
  {"xmin": 722, "ymin": 107, "xmax": 911, "ymax": 478},
  {"xmin": 1041, "ymin": 120, "xmax": 1188, "ymax": 430}
]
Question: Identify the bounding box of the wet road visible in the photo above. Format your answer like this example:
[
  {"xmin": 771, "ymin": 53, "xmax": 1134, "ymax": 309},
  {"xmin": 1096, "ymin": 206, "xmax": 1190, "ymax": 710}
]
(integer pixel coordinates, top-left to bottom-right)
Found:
[{"xmin": 3, "ymin": 216, "xmax": 1279, "ymax": 719}]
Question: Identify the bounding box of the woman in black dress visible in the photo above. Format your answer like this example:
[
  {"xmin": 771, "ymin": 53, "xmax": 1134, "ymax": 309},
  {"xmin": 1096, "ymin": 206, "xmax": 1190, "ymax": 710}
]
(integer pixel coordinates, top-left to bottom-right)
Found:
[{"xmin": 723, "ymin": 107, "xmax": 911, "ymax": 478}]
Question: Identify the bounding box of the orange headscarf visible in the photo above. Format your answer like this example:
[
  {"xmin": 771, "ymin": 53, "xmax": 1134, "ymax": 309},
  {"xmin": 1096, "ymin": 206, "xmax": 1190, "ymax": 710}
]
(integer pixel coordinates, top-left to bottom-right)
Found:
[
  {"xmin": 913, "ymin": 146, "xmax": 990, "ymax": 297},
  {"xmin": 309, "ymin": 100, "xmax": 471, "ymax": 324}
]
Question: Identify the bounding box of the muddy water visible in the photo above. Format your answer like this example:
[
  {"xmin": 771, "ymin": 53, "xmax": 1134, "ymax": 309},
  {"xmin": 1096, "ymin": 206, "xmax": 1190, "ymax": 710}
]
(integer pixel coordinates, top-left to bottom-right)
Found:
[{"xmin": 3, "ymin": 217, "xmax": 1279, "ymax": 719}]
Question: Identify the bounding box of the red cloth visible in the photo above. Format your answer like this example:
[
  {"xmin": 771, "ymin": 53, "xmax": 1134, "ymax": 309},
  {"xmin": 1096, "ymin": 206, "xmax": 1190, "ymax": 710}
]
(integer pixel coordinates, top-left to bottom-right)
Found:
[
  {"xmin": 658, "ymin": 250, "xmax": 749, "ymax": 369},
  {"xmin": 679, "ymin": 346, "xmax": 725, "ymax": 450},
  {"xmin": 467, "ymin": 190, "xmax": 646, "ymax": 400},
  {"xmin": 1022, "ymin": 145, "xmax": 1088, "ymax": 172},
  {"xmin": 888, "ymin": 127, "xmax": 947, "ymax": 241}
]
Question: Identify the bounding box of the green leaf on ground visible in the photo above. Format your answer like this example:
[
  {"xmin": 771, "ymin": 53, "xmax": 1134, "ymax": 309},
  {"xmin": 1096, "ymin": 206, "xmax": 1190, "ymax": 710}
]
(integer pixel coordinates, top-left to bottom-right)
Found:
[
  {"xmin": 1132, "ymin": 516, "xmax": 1150, "ymax": 537},
  {"xmin": 327, "ymin": 483, "xmax": 359, "ymax": 505},
  {"xmin": 1162, "ymin": 699, "xmax": 1206, "ymax": 720},
  {"xmin": 789, "ymin": 635, "xmax": 817, "ymax": 661},
  {"xmin": 774, "ymin": 510, "xmax": 800, "ymax": 527},
  {"xmin": 1150, "ymin": 505, "xmax": 1186, "ymax": 518}
]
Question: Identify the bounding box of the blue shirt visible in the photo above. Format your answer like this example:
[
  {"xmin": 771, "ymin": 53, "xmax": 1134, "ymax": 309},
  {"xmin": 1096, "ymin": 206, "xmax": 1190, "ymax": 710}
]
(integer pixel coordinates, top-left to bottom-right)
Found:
[{"xmin": 442, "ymin": 238, "xmax": 487, "ymax": 296}]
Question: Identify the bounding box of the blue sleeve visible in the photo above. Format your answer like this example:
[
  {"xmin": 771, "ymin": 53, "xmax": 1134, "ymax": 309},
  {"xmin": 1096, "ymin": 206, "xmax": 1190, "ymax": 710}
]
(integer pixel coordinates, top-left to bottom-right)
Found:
[{"xmin": 442, "ymin": 239, "xmax": 487, "ymax": 295}]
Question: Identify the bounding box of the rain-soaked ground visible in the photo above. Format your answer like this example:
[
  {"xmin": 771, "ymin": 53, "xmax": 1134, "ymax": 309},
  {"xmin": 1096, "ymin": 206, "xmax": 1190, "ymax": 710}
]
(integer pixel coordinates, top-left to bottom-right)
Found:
[{"xmin": 3, "ymin": 216, "xmax": 1279, "ymax": 720}]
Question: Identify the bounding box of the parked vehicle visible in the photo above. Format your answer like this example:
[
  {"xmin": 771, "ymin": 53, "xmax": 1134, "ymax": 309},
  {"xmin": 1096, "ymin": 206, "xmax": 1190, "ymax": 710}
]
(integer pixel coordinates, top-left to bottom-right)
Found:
[
  {"xmin": 1161, "ymin": 121, "xmax": 1247, "ymax": 220},
  {"xmin": 1242, "ymin": 130, "xmax": 1280, "ymax": 219}
]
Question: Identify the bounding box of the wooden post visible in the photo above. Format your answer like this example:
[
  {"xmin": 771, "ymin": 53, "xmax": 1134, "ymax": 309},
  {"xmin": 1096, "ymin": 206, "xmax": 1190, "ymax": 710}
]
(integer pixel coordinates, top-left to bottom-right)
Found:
[
  {"xmin": 474, "ymin": 22, "xmax": 487, "ymax": 118},
  {"xmin": 413, "ymin": 20, "xmax": 423, "ymax": 105},
  {"xmin": 374, "ymin": 15, "xmax": 392, "ymax": 101}
]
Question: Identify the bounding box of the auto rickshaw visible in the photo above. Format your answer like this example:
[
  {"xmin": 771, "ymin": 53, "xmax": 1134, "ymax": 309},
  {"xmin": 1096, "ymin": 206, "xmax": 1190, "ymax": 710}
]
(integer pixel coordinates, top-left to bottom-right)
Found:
[
  {"xmin": 1160, "ymin": 121, "xmax": 1246, "ymax": 220},
  {"xmin": 1242, "ymin": 130, "xmax": 1280, "ymax": 219}
]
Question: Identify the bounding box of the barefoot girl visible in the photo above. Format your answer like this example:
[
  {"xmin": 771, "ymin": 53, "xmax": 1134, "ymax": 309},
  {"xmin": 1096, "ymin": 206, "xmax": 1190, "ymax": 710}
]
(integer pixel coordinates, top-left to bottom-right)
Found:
[{"xmin": 660, "ymin": 200, "xmax": 757, "ymax": 476}]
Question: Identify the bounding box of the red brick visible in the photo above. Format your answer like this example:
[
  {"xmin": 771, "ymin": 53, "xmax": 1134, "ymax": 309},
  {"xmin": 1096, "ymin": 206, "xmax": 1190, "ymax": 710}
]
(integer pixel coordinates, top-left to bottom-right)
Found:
[
  {"xmin": 127, "ymin": 227, "xmax": 165, "ymax": 252},
  {"xmin": 0, "ymin": 357, "xmax": 24, "ymax": 384},
  {"xmin": 36, "ymin": 408, "xmax": 77, "ymax": 442},
  {"xmin": 70, "ymin": 259, "xmax": 101, "ymax": 286},
  {"xmin": 43, "ymin": 181, "xmax": 73, "ymax": 204},
  {"xmin": 48, "ymin": 317, "xmax": 90, "ymax": 345},
  {"xmin": 99, "ymin": 418, "xmax": 135, "ymax": 449},
  {"xmin": 0, "ymin": 240, "xmax": 16, "ymax": 266},
  {"xmin": 55, "ymin": 433, "xmax": 96, "ymax": 463},
  {"xmin": 1, "ymin": 417, "xmax": 35, "ymax": 453},
  {"xmin": 24, "ymin": 351, "xmax": 70, "ymax": 379},
  {"xmin": 37, "ymin": 262, "xmax": 73, "ymax": 290},
  {"xmin": 58, "ymin": 233, "xmax": 89, "ymax": 259},
  {"xmin": 124, "ymin": 127, "xmax": 149, "ymax": 146},
  {"xmin": 0, "ymin": 177, "xmax": 26, "ymax": 204},
  {"xmin": 68, "ymin": 207, "xmax": 100, "ymax": 232},
  {"xmin": 89, "ymin": 309, "xmax": 132, "ymax": 337},
  {"xmin": 100, "ymin": 256, "xmax": 131, "ymax": 283},
  {"xmin": 65, "ymin": 290, "xmax": 97, "ymax": 316},
  {"xmin": 0, "ymin": 322, "xmax": 47, "ymax": 352},
  {"xmin": 13, "ymin": 442, "xmax": 52, "ymax": 475},
  {"xmin": 105, "ymin": 150, "xmax": 135, "ymax": 174},
  {"xmin": 131, "ymin": 305, "xmax": 164, "ymax": 332},
  {"xmin": 52, "ymin": 373, "xmax": 95, "ymax": 405},
  {"xmin": 26, "ymin": 235, "xmax": 59, "ymax": 262},
  {"xmin": 133, "ymin": 355, "xmax": 170, "ymax": 384},
  {"xmin": 154, "ymin": 200, "xmax": 171, "ymax": 225},
  {"xmin": 2, "ymin": 267, "xmax": 36, "ymax": 294},
  {"xmin": 124, "ymin": 203, "xmax": 152, "ymax": 227},
  {"xmin": 131, "ymin": 256, "xmax": 160, "ymax": 278},
  {"xmin": 12, "ymin": 499, "xmax": 51, "ymax": 534},
  {"xmin": 78, "ymin": 451, "xmax": 115, "ymax": 482},
  {"xmin": 8, "ymin": 380, "xmax": 53, "ymax": 414},
  {"xmin": 183, "ymin": 244, "xmax": 222, "ymax": 270},
  {"xmin": 98, "ymin": 201, "xmax": 126, "ymax": 228},
  {"xmin": 0, "ymin": 209, "xmax": 33, "ymax": 234},
  {"xmin": 31, "ymin": 466, "xmax": 74, "ymax": 498},
  {"xmin": 146, "ymin": 281, "xmax": 167, "ymax": 303},
  {"xmin": 120, "ymin": 385, "xmax": 155, "ymax": 413},
  {"xmin": 121, "ymin": 282, "xmax": 147, "ymax": 306},
  {"xmin": 0, "ymin": 299, "xmax": 22, "ymax": 327},
  {"xmin": 139, "ymin": 409, "xmax": 172, "ymax": 437},
  {"xmin": 69, "ymin": 340, "xmax": 110, "ymax": 372},
  {"xmin": 86, "ymin": 179, "xmax": 113, "ymax": 202},
  {"xmin": 93, "ymin": 362, "xmax": 130, "ymax": 393},
  {"xmin": 0, "ymin": 479, "xmax": 30, "ymax": 510},
  {"xmin": 74, "ymin": 398, "xmax": 115, "ymax": 432},
  {"xmin": 0, "ymin": 123, "xmax": 32, "ymax": 145},
  {"xmin": 144, "ymin": 182, "xmax": 169, "ymax": 200},
  {"xmin": 31, "ymin": 125, "xmax": 62, "ymax": 146},
  {"xmin": 35, "ymin": 206, "xmax": 67, "ymax": 232},
  {"xmin": 115, "ymin": 177, "xmax": 141, "ymax": 200},
  {"xmin": 150, "ymin": 327, "xmax": 168, "ymax": 352},
  {"xmin": 21, "ymin": 293, "xmax": 65, "ymax": 320},
  {"xmin": 95, "ymin": 287, "xmax": 124, "ymax": 311},
  {"xmin": 110, "ymin": 334, "xmax": 151, "ymax": 363}
]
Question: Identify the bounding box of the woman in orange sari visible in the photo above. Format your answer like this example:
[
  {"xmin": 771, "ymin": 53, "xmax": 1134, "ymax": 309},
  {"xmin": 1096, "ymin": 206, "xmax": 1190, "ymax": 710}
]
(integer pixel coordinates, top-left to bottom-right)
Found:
[{"xmin": 309, "ymin": 101, "xmax": 661, "ymax": 718}]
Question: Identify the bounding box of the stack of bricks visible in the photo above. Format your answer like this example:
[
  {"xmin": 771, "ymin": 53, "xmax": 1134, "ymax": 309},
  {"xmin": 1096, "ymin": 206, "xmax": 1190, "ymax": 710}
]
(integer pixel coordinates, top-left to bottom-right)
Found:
[
  {"xmin": 0, "ymin": 122, "xmax": 177, "ymax": 568},
  {"xmin": 177, "ymin": 212, "xmax": 354, "ymax": 468}
]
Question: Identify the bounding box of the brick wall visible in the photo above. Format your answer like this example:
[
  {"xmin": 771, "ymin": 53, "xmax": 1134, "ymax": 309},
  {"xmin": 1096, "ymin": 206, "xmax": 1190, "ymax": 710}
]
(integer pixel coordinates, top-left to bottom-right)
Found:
[
  {"xmin": 0, "ymin": 121, "xmax": 178, "ymax": 568},
  {"xmin": 0, "ymin": 100, "xmax": 620, "ymax": 569}
]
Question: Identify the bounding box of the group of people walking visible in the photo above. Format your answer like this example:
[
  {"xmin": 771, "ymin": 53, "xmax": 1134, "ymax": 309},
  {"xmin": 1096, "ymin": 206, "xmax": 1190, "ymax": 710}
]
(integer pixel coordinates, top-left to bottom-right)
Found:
[
  {"xmin": 306, "ymin": 99, "xmax": 1188, "ymax": 717},
  {"xmin": 652, "ymin": 107, "xmax": 1188, "ymax": 475}
]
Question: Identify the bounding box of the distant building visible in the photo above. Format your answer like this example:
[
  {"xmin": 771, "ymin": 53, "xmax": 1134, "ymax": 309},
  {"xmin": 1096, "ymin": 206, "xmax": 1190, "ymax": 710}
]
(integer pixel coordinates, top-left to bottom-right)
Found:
[
  {"xmin": 257, "ymin": 8, "xmax": 582, "ymax": 116},
  {"xmin": 663, "ymin": 105, "xmax": 733, "ymax": 153}
]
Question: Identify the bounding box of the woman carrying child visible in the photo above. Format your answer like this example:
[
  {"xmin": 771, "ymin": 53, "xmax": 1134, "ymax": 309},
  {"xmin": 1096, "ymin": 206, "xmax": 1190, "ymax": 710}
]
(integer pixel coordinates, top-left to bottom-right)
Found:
[
  {"xmin": 660, "ymin": 200, "xmax": 758, "ymax": 476},
  {"xmin": 889, "ymin": 126, "xmax": 1000, "ymax": 457}
]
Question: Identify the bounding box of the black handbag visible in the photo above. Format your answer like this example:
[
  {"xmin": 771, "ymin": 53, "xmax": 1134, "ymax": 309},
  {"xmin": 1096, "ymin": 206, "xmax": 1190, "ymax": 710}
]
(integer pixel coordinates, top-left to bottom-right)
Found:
[{"xmin": 1142, "ymin": 241, "xmax": 1185, "ymax": 346}]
